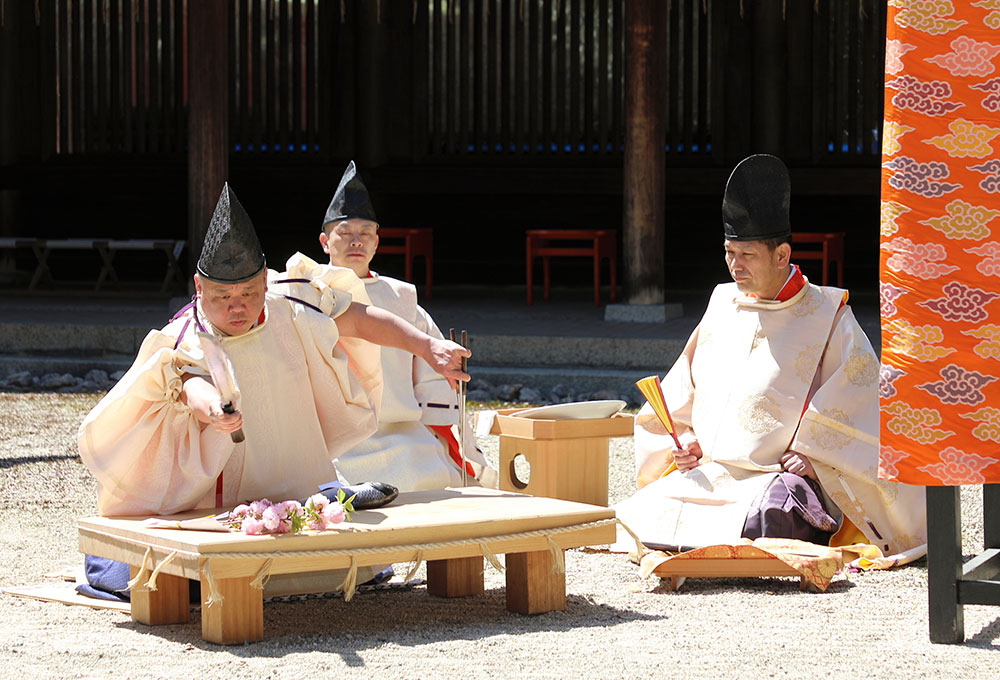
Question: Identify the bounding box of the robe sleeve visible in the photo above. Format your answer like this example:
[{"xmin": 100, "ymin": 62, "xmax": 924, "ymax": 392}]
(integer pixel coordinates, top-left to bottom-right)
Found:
[
  {"xmin": 791, "ymin": 305, "xmax": 927, "ymax": 556},
  {"xmin": 411, "ymin": 303, "xmax": 458, "ymax": 427},
  {"xmin": 271, "ymin": 252, "xmax": 383, "ymax": 411},
  {"xmin": 634, "ymin": 325, "xmax": 699, "ymax": 488},
  {"xmin": 77, "ymin": 328, "xmax": 236, "ymax": 516}
]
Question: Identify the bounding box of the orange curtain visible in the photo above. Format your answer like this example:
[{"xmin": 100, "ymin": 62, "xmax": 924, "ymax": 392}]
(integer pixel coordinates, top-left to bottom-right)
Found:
[{"xmin": 879, "ymin": 2, "xmax": 1000, "ymax": 485}]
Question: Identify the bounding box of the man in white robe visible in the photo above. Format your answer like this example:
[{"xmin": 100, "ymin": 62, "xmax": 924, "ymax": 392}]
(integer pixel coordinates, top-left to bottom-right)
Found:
[
  {"xmin": 79, "ymin": 183, "xmax": 471, "ymax": 517},
  {"xmin": 304, "ymin": 161, "xmax": 496, "ymax": 491},
  {"xmin": 614, "ymin": 155, "xmax": 926, "ymax": 564},
  {"xmin": 77, "ymin": 184, "xmax": 471, "ymax": 599}
]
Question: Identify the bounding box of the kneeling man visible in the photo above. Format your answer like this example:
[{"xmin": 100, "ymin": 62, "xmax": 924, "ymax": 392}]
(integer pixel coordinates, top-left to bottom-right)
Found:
[
  {"xmin": 614, "ymin": 155, "xmax": 926, "ymax": 563},
  {"xmin": 291, "ymin": 160, "xmax": 495, "ymax": 490}
]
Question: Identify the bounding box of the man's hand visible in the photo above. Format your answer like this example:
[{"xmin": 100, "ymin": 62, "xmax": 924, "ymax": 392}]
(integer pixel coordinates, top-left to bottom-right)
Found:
[
  {"xmin": 673, "ymin": 433, "xmax": 703, "ymax": 472},
  {"xmin": 182, "ymin": 375, "xmax": 244, "ymax": 434},
  {"xmin": 426, "ymin": 337, "xmax": 471, "ymax": 390},
  {"xmin": 781, "ymin": 451, "xmax": 817, "ymax": 480}
]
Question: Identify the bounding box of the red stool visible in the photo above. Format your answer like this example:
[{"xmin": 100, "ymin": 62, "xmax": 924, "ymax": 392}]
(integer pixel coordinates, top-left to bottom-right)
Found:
[
  {"xmin": 525, "ymin": 229, "xmax": 617, "ymax": 306},
  {"xmin": 377, "ymin": 228, "xmax": 433, "ymax": 298},
  {"xmin": 791, "ymin": 232, "xmax": 845, "ymax": 287}
]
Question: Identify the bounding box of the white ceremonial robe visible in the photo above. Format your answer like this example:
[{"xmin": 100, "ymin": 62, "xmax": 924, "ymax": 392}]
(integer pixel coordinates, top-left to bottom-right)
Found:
[
  {"xmin": 78, "ymin": 277, "xmax": 381, "ymax": 517},
  {"xmin": 614, "ymin": 282, "xmax": 926, "ymax": 562},
  {"xmin": 274, "ymin": 254, "xmax": 496, "ymax": 491}
]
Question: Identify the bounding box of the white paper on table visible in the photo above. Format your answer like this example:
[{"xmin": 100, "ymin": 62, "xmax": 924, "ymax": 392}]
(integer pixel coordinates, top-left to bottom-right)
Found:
[
  {"xmin": 142, "ymin": 514, "xmax": 231, "ymax": 532},
  {"xmin": 475, "ymin": 410, "xmax": 497, "ymax": 437}
]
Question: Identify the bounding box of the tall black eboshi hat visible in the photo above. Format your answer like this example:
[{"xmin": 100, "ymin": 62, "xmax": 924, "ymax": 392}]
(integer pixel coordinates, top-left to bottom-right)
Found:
[
  {"xmin": 322, "ymin": 160, "xmax": 378, "ymax": 230},
  {"xmin": 722, "ymin": 154, "xmax": 792, "ymax": 242},
  {"xmin": 196, "ymin": 183, "xmax": 266, "ymax": 283}
]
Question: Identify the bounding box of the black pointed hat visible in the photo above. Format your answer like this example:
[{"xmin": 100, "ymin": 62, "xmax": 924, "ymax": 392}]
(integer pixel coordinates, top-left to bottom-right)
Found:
[
  {"xmin": 722, "ymin": 154, "xmax": 792, "ymax": 241},
  {"xmin": 322, "ymin": 160, "xmax": 378, "ymax": 230},
  {"xmin": 196, "ymin": 183, "xmax": 266, "ymax": 283}
]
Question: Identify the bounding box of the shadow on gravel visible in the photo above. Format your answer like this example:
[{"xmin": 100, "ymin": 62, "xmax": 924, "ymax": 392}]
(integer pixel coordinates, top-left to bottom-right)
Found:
[
  {"xmin": 648, "ymin": 575, "xmax": 857, "ymax": 596},
  {"xmin": 111, "ymin": 585, "xmax": 666, "ymax": 662},
  {"xmin": 966, "ymin": 617, "xmax": 1000, "ymax": 649},
  {"xmin": 0, "ymin": 453, "xmax": 80, "ymax": 468}
]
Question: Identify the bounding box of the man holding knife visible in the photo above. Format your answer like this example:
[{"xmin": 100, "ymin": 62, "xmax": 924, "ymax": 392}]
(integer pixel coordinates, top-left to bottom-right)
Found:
[{"xmin": 76, "ymin": 183, "xmax": 470, "ymax": 600}]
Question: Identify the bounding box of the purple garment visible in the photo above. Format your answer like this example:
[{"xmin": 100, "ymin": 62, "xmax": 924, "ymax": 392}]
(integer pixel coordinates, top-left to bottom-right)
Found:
[{"xmin": 741, "ymin": 472, "xmax": 839, "ymax": 544}]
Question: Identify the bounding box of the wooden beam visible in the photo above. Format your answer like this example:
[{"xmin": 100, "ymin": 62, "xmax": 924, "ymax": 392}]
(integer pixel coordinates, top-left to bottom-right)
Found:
[
  {"xmin": 187, "ymin": 0, "xmax": 229, "ymax": 283},
  {"xmin": 622, "ymin": 0, "xmax": 665, "ymax": 305},
  {"xmin": 751, "ymin": 0, "xmax": 787, "ymax": 156}
]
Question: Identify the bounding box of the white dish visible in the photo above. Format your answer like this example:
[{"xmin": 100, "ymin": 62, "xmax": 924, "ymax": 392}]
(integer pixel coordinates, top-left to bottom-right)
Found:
[{"xmin": 513, "ymin": 400, "xmax": 627, "ymax": 421}]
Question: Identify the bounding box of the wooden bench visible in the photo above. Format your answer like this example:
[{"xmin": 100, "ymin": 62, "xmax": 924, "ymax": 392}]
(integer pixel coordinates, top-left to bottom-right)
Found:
[
  {"xmin": 525, "ymin": 229, "xmax": 617, "ymax": 306},
  {"xmin": 0, "ymin": 237, "xmax": 185, "ymax": 292},
  {"xmin": 791, "ymin": 232, "xmax": 845, "ymax": 287},
  {"xmin": 927, "ymin": 484, "xmax": 1000, "ymax": 643},
  {"xmin": 377, "ymin": 228, "xmax": 433, "ymax": 298},
  {"xmin": 78, "ymin": 487, "xmax": 616, "ymax": 645}
]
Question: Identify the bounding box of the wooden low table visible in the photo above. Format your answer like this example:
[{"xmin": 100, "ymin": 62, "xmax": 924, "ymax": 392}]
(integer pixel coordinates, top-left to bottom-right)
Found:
[{"xmin": 78, "ymin": 487, "xmax": 616, "ymax": 645}]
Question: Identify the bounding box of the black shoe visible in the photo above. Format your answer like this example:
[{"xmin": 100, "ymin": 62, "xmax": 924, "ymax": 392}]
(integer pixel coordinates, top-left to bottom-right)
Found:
[{"xmin": 320, "ymin": 481, "xmax": 399, "ymax": 510}]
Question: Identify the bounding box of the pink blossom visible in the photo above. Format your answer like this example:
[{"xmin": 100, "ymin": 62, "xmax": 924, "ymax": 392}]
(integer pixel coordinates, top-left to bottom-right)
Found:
[
  {"xmin": 241, "ymin": 517, "xmax": 265, "ymax": 535},
  {"xmin": 249, "ymin": 499, "xmax": 272, "ymax": 515},
  {"xmin": 261, "ymin": 505, "xmax": 283, "ymax": 531},
  {"xmin": 306, "ymin": 516, "xmax": 327, "ymax": 531},
  {"xmin": 306, "ymin": 493, "xmax": 328, "ymax": 511},
  {"xmin": 323, "ymin": 503, "xmax": 346, "ymax": 525},
  {"xmin": 280, "ymin": 500, "xmax": 303, "ymax": 516},
  {"xmin": 230, "ymin": 504, "xmax": 250, "ymax": 519}
]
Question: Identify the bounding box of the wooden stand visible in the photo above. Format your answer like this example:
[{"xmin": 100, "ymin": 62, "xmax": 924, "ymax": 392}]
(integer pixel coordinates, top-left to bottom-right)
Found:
[
  {"xmin": 489, "ymin": 411, "xmax": 634, "ymax": 507},
  {"xmin": 525, "ymin": 229, "xmax": 617, "ymax": 306},
  {"xmin": 79, "ymin": 488, "xmax": 615, "ymax": 644},
  {"xmin": 377, "ymin": 228, "xmax": 433, "ymax": 298}
]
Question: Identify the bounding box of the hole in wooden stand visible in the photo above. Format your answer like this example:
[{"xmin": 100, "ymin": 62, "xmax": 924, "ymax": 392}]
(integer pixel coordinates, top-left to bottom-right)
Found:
[{"xmin": 509, "ymin": 453, "xmax": 530, "ymax": 489}]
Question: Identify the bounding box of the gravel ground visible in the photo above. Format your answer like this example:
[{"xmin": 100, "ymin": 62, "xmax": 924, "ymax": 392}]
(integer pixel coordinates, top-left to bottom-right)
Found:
[{"xmin": 1, "ymin": 391, "xmax": 998, "ymax": 680}]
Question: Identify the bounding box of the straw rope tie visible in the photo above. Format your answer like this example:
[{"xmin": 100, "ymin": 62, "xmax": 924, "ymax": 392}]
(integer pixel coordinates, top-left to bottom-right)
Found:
[
  {"xmin": 119, "ymin": 518, "xmax": 642, "ymax": 605},
  {"xmin": 125, "ymin": 546, "xmax": 153, "ymax": 592},
  {"xmin": 144, "ymin": 550, "xmax": 179, "ymax": 591},
  {"xmin": 204, "ymin": 518, "xmax": 622, "ymax": 563}
]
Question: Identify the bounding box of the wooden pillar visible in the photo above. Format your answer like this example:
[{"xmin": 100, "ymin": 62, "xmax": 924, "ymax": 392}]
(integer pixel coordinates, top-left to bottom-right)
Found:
[
  {"xmin": 0, "ymin": 0, "xmax": 20, "ymax": 244},
  {"xmin": 356, "ymin": 0, "xmax": 386, "ymax": 167},
  {"xmin": 187, "ymin": 0, "xmax": 229, "ymax": 280},
  {"xmin": 751, "ymin": 0, "xmax": 787, "ymax": 156},
  {"xmin": 622, "ymin": 0, "xmax": 666, "ymax": 305}
]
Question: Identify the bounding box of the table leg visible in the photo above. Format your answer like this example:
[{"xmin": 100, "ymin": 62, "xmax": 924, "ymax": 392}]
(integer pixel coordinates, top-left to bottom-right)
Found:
[
  {"xmin": 427, "ymin": 556, "xmax": 485, "ymax": 598},
  {"xmin": 526, "ymin": 236, "xmax": 534, "ymax": 305},
  {"xmin": 592, "ymin": 242, "xmax": 600, "ymax": 306},
  {"xmin": 95, "ymin": 244, "xmax": 119, "ymax": 291},
  {"xmin": 506, "ymin": 550, "xmax": 566, "ymax": 615},
  {"xmin": 200, "ymin": 575, "xmax": 263, "ymax": 645},
  {"xmin": 129, "ymin": 567, "xmax": 190, "ymax": 626},
  {"xmin": 927, "ymin": 485, "xmax": 964, "ymax": 644},
  {"xmin": 28, "ymin": 244, "xmax": 51, "ymax": 290}
]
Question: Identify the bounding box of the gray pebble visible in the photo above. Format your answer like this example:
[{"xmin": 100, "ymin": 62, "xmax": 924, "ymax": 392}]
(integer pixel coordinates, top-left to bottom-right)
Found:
[
  {"xmin": 39, "ymin": 373, "xmax": 78, "ymax": 389},
  {"xmin": 494, "ymin": 383, "xmax": 523, "ymax": 401},
  {"xmin": 84, "ymin": 369, "xmax": 109, "ymax": 384},
  {"xmin": 110, "ymin": 370, "xmax": 127, "ymax": 381},
  {"xmin": 468, "ymin": 378, "xmax": 495, "ymax": 394},
  {"xmin": 589, "ymin": 389, "xmax": 621, "ymax": 401},
  {"xmin": 5, "ymin": 371, "xmax": 33, "ymax": 387},
  {"xmin": 518, "ymin": 387, "xmax": 543, "ymax": 403},
  {"xmin": 466, "ymin": 389, "xmax": 493, "ymax": 402},
  {"xmin": 550, "ymin": 383, "xmax": 573, "ymax": 398}
]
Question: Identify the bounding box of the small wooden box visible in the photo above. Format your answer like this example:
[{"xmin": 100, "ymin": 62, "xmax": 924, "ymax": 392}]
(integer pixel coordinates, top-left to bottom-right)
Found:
[{"xmin": 484, "ymin": 409, "xmax": 634, "ymax": 507}]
